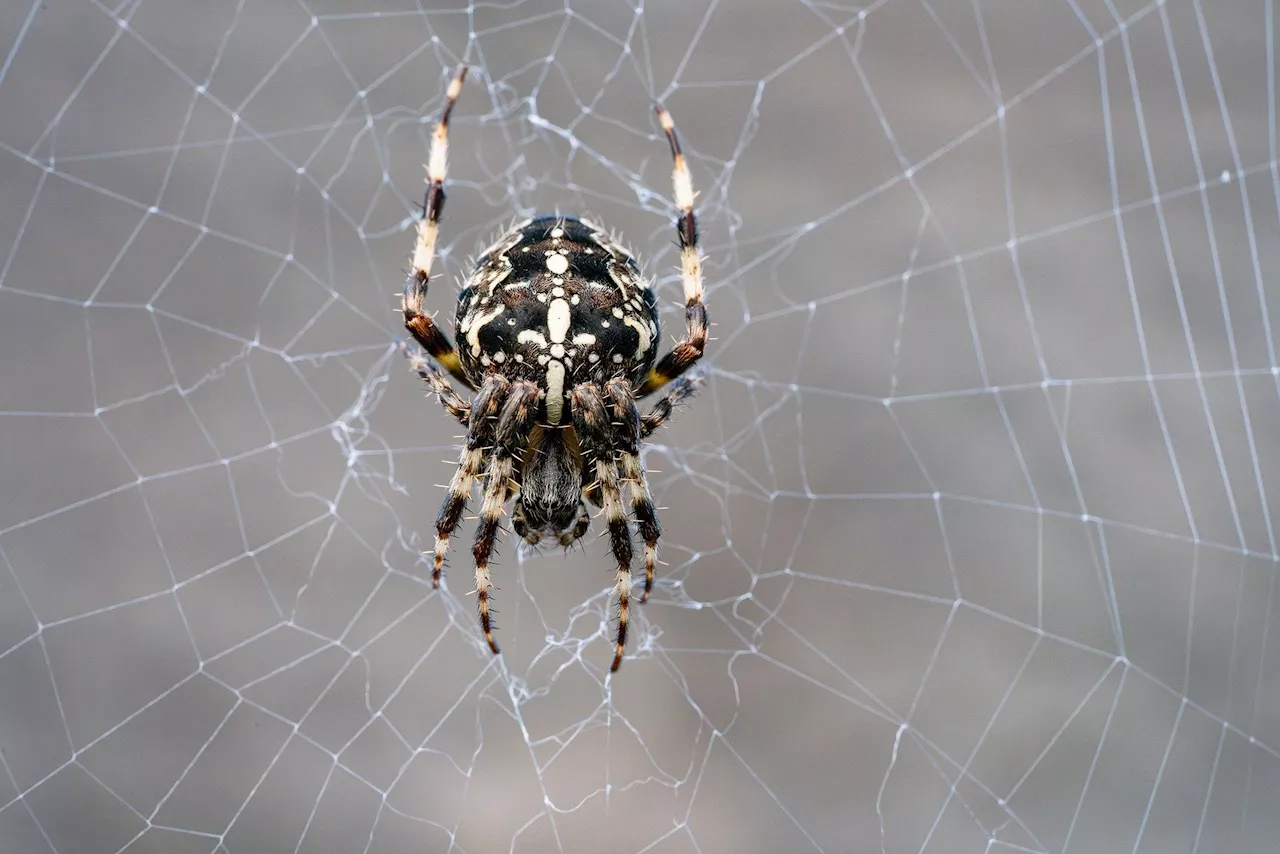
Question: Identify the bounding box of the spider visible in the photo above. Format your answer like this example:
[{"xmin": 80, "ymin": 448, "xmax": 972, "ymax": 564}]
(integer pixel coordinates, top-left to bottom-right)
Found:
[{"xmin": 400, "ymin": 68, "xmax": 707, "ymax": 672}]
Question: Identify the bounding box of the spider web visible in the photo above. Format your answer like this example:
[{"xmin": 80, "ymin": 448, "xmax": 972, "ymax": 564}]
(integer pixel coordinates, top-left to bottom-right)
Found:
[{"xmin": 2, "ymin": 0, "xmax": 1279, "ymax": 850}]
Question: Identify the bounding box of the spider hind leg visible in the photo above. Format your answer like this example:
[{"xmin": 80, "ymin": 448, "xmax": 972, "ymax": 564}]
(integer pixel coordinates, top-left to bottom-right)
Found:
[
  {"xmin": 402, "ymin": 66, "xmax": 472, "ymax": 387},
  {"xmin": 641, "ymin": 105, "xmax": 708, "ymax": 396}
]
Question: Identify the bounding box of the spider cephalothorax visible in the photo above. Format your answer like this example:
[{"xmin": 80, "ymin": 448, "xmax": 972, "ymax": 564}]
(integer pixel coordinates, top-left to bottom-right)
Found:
[{"xmin": 400, "ymin": 68, "xmax": 706, "ymax": 671}]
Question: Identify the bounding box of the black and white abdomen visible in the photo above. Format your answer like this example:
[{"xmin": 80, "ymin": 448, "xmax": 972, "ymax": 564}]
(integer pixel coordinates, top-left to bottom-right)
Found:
[{"xmin": 453, "ymin": 216, "xmax": 660, "ymax": 424}]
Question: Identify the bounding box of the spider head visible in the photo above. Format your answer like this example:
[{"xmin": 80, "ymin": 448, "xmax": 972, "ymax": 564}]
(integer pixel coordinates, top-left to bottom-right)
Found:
[
  {"xmin": 513, "ymin": 426, "xmax": 590, "ymax": 547},
  {"xmin": 513, "ymin": 497, "xmax": 589, "ymax": 548}
]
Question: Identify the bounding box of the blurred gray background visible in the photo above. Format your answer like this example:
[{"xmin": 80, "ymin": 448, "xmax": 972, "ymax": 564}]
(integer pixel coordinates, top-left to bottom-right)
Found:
[{"xmin": 2, "ymin": 0, "xmax": 1279, "ymax": 851}]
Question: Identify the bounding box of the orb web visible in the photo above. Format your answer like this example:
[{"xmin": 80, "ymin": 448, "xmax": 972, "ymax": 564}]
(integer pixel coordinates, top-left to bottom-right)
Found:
[{"xmin": 1, "ymin": 0, "xmax": 1279, "ymax": 851}]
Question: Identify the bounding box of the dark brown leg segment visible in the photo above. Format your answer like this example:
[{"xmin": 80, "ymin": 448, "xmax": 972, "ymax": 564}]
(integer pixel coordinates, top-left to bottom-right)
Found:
[{"xmin": 571, "ymin": 384, "xmax": 634, "ymax": 671}]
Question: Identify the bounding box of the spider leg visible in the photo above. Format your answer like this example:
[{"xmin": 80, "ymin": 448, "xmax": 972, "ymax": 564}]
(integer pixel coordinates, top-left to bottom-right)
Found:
[
  {"xmin": 640, "ymin": 375, "xmax": 701, "ymax": 439},
  {"xmin": 571, "ymin": 383, "xmax": 634, "ymax": 671},
  {"xmin": 605, "ymin": 378, "xmax": 661, "ymax": 604},
  {"xmin": 399, "ymin": 340, "xmax": 470, "ymax": 426},
  {"xmin": 402, "ymin": 66, "xmax": 473, "ymax": 388},
  {"xmin": 433, "ymin": 374, "xmax": 508, "ymax": 587},
  {"xmin": 472, "ymin": 380, "xmax": 541, "ymax": 655},
  {"xmin": 640, "ymin": 106, "xmax": 708, "ymax": 396}
]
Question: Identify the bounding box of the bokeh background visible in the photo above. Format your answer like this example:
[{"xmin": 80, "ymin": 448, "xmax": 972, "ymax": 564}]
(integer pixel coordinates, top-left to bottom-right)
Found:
[{"xmin": 2, "ymin": 1, "xmax": 1279, "ymax": 851}]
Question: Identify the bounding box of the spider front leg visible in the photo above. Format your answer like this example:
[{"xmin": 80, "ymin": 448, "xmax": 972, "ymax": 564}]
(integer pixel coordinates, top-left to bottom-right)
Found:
[
  {"xmin": 605, "ymin": 378, "xmax": 662, "ymax": 603},
  {"xmin": 471, "ymin": 380, "xmax": 541, "ymax": 655},
  {"xmin": 432, "ymin": 374, "xmax": 508, "ymax": 587},
  {"xmin": 641, "ymin": 106, "xmax": 709, "ymax": 396},
  {"xmin": 402, "ymin": 66, "xmax": 473, "ymax": 388},
  {"xmin": 571, "ymin": 384, "xmax": 635, "ymax": 671}
]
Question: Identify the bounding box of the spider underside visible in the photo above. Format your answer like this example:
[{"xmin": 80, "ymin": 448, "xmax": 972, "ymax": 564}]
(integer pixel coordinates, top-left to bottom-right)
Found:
[{"xmin": 401, "ymin": 68, "xmax": 707, "ymax": 672}]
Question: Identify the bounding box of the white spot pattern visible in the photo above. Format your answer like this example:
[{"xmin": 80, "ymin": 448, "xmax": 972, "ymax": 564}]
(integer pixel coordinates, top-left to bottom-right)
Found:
[
  {"xmin": 545, "ymin": 361, "xmax": 566, "ymax": 423},
  {"xmin": 548, "ymin": 298, "xmax": 571, "ymax": 343},
  {"xmin": 461, "ymin": 304, "xmax": 504, "ymax": 356},
  {"xmin": 623, "ymin": 315, "xmax": 652, "ymax": 359}
]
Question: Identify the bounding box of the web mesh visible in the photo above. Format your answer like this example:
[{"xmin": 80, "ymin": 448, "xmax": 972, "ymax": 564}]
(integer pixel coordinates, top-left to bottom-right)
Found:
[{"xmin": 2, "ymin": 0, "xmax": 1279, "ymax": 851}]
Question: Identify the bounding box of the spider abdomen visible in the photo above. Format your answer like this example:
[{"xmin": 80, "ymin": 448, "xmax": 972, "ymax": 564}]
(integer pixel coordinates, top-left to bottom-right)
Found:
[{"xmin": 455, "ymin": 216, "xmax": 660, "ymax": 424}]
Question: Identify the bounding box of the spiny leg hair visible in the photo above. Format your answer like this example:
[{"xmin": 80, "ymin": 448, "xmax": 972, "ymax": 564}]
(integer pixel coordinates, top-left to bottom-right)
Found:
[
  {"xmin": 472, "ymin": 381, "xmax": 541, "ymax": 655},
  {"xmin": 402, "ymin": 66, "xmax": 471, "ymax": 386},
  {"xmin": 640, "ymin": 375, "xmax": 701, "ymax": 439},
  {"xmin": 571, "ymin": 384, "xmax": 635, "ymax": 671},
  {"xmin": 641, "ymin": 105, "xmax": 709, "ymax": 396},
  {"xmin": 398, "ymin": 340, "xmax": 469, "ymax": 427},
  {"xmin": 605, "ymin": 378, "xmax": 662, "ymax": 603},
  {"xmin": 433, "ymin": 374, "xmax": 508, "ymax": 587}
]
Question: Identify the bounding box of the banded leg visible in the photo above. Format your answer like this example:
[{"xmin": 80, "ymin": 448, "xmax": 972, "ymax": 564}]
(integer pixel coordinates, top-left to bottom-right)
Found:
[
  {"xmin": 472, "ymin": 381, "xmax": 541, "ymax": 655},
  {"xmin": 402, "ymin": 66, "xmax": 471, "ymax": 386},
  {"xmin": 433, "ymin": 374, "xmax": 508, "ymax": 586},
  {"xmin": 571, "ymin": 384, "xmax": 634, "ymax": 671},
  {"xmin": 640, "ymin": 375, "xmax": 701, "ymax": 439},
  {"xmin": 398, "ymin": 340, "xmax": 470, "ymax": 426},
  {"xmin": 641, "ymin": 106, "xmax": 709, "ymax": 396},
  {"xmin": 605, "ymin": 378, "xmax": 661, "ymax": 603}
]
